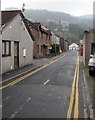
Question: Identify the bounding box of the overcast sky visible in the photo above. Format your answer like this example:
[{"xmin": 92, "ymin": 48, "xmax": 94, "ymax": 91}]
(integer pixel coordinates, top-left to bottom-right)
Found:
[{"xmin": 1, "ymin": 0, "xmax": 95, "ymax": 16}]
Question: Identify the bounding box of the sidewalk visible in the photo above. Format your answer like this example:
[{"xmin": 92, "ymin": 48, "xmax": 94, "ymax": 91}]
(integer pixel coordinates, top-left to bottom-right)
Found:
[
  {"xmin": 80, "ymin": 56, "xmax": 94, "ymax": 106},
  {"xmin": 80, "ymin": 56, "xmax": 95, "ymax": 118},
  {"xmin": 84, "ymin": 65, "xmax": 95, "ymax": 118},
  {"xmin": 2, "ymin": 52, "xmax": 66, "ymax": 81}
]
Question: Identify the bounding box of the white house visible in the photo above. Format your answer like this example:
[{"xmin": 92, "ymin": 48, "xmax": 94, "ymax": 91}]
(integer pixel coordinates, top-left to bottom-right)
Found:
[{"xmin": 69, "ymin": 43, "xmax": 79, "ymax": 50}]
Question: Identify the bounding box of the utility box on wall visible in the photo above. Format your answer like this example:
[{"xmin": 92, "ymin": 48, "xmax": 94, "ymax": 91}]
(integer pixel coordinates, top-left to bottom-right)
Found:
[{"xmin": 23, "ymin": 49, "xmax": 26, "ymax": 57}]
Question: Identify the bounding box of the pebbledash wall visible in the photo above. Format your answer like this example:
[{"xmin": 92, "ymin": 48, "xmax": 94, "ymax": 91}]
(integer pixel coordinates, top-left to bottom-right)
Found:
[{"xmin": 2, "ymin": 14, "xmax": 33, "ymax": 73}]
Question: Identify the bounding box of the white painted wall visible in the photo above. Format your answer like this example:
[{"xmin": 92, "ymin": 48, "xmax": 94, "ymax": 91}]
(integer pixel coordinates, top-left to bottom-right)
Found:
[{"xmin": 69, "ymin": 43, "xmax": 79, "ymax": 50}]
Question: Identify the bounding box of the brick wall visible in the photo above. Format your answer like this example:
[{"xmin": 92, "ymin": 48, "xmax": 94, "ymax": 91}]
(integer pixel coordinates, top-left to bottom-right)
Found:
[
  {"xmin": 83, "ymin": 31, "xmax": 93, "ymax": 67},
  {"xmin": 30, "ymin": 26, "xmax": 51, "ymax": 58}
]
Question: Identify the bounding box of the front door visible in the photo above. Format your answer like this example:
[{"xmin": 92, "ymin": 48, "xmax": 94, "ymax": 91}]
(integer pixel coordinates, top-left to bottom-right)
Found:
[
  {"xmin": 91, "ymin": 43, "xmax": 95, "ymax": 55},
  {"xmin": 14, "ymin": 42, "xmax": 19, "ymax": 68}
]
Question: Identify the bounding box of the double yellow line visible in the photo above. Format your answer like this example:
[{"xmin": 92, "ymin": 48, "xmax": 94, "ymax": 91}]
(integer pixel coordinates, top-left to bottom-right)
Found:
[
  {"xmin": 0, "ymin": 54, "xmax": 66, "ymax": 90},
  {"xmin": 67, "ymin": 55, "xmax": 79, "ymax": 119}
]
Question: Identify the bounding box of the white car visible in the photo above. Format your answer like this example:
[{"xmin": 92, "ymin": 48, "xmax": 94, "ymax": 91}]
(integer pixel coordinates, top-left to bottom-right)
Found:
[{"xmin": 88, "ymin": 54, "xmax": 95, "ymax": 76}]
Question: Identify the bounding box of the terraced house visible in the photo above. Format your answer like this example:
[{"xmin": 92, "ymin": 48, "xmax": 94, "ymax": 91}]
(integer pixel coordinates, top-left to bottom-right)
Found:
[
  {"xmin": 2, "ymin": 10, "xmax": 34, "ymax": 73},
  {"xmin": 26, "ymin": 19, "xmax": 52, "ymax": 58}
]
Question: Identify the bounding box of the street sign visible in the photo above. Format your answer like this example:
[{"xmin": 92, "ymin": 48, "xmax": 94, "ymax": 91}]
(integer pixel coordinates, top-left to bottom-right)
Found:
[{"xmin": 48, "ymin": 46, "xmax": 52, "ymax": 49}]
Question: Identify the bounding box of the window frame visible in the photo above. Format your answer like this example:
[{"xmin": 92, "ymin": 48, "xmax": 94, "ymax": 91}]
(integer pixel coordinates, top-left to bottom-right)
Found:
[{"xmin": 2, "ymin": 40, "xmax": 11, "ymax": 57}]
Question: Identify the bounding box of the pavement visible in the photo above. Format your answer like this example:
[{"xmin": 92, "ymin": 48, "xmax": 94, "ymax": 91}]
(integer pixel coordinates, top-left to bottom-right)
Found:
[
  {"xmin": 79, "ymin": 56, "xmax": 94, "ymax": 119},
  {"xmin": 1, "ymin": 50, "xmax": 94, "ymax": 119},
  {"xmin": 80, "ymin": 56, "xmax": 95, "ymax": 118}
]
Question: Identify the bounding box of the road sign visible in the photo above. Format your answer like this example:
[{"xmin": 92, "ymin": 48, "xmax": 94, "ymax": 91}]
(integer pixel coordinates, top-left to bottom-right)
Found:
[{"xmin": 48, "ymin": 46, "xmax": 52, "ymax": 49}]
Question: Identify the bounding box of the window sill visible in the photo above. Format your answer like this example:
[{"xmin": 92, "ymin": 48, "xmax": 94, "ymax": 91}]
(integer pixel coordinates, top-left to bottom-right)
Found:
[{"xmin": 2, "ymin": 55, "xmax": 11, "ymax": 57}]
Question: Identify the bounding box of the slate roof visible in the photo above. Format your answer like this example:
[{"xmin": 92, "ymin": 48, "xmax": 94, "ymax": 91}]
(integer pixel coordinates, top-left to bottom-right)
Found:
[
  {"xmin": 25, "ymin": 19, "xmax": 51, "ymax": 35},
  {"xmin": 25, "ymin": 19, "xmax": 41, "ymax": 30},
  {"xmin": 2, "ymin": 10, "xmax": 21, "ymax": 25},
  {"xmin": 2, "ymin": 10, "xmax": 34, "ymax": 40}
]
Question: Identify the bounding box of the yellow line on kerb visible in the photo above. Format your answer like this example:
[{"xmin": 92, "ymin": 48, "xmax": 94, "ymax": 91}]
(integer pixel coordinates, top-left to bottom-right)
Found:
[
  {"xmin": 67, "ymin": 55, "xmax": 79, "ymax": 119},
  {"xmin": 74, "ymin": 55, "xmax": 79, "ymax": 118},
  {"xmin": 0, "ymin": 54, "xmax": 66, "ymax": 90}
]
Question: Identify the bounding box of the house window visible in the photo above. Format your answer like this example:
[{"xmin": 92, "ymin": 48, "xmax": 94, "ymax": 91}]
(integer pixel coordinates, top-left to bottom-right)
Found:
[
  {"xmin": 49, "ymin": 35, "xmax": 51, "ymax": 40},
  {"xmin": 2, "ymin": 41, "xmax": 11, "ymax": 57},
  {"xmin": 41, "ymin": 45, "xmax": 43, "ymax": 53}
]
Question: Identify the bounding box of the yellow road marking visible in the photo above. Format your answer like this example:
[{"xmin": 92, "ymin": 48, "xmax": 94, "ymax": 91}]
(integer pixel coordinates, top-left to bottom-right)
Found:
[
  {"xmin": 67, "ymin": 55, "xmax": 79, "ymax": 119},
  {"xmin": 67, "ymin": 56, "xmax": 78, "ymax": 119},
  {"xmin": 0, "ymin": 54, "xmax": 66, "ymax": 90},
  {"xmin": 74, "ymin": 55, "xmax": 79, "ymax": 118}
]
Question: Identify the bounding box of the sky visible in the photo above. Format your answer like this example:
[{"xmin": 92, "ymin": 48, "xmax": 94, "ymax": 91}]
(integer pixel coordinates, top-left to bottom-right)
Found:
[{"xmin": 1, "ymin": 0, "xmax": 95, "ymax": 16}]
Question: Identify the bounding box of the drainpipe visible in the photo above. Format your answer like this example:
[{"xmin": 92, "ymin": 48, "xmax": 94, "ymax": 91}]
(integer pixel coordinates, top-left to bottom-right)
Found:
[
  {"xmin": 0, "ymin": 0, "xmax": 2, "ymax": 75},
  {"xmin": 0, "ymin": 1, "xmax": 2, "ymax": 120}
]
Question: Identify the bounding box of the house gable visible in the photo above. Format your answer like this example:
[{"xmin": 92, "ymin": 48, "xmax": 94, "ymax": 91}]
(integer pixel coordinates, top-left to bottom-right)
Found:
[
  {"xmin": 2, "ymin": 10, "xmax": 21, "ymax": 26},
  {"xmin": 2, "ymin": 10, "xmax": 34, "ymax": 73},
  {"xmin": 2, "ymin": 10, "xmax": 34, "ymax": 41},
  {"xmin": 69, "ymin": 43, "xmax": 78, "ymax": 47}
]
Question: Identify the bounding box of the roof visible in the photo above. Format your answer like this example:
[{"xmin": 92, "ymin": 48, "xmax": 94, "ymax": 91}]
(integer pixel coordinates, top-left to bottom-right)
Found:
[
  {"xmin": 69, "ymin": 43, "xmax": 79, "ymax": 47},
  {"xmin": 25, "ymin": 19, "xmax": 51, "ymax": 35},
  {"xmin": 2, "ymin": 10, "xmax": 34, "ymax": 41},
  {"xmin": 2, "ymin": 10, "xmax": 21, "ymax": 25},
  {"xmin": 40, "ymin": 28, "xmax": 51, "ymax": 35},
  {"xmin": 25, "ymin": 19, "xmax": 41, "ymax": 30}
]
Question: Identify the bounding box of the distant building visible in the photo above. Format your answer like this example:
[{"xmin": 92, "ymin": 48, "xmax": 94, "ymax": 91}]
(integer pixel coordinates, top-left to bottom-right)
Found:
[
  {"xmin": 2, "ymin": 10, "xmax": 34, "ymax": 73},
  {"xmin": 50, "ymin": 32, "xmax": 60, "ymax": 53},
  {"xmin": 60, "ymin": 37, "xmax": 65, "ymax": 52},
  {"xmin": 80, "ymin": 40, "xmax": 83, "ymax": 56},
  {"xmin": 69, "ymin": 43, "xmax": 79, "ymax": 50},
  {"xmin": 64, "ymin": 40, "xmax": 69, "ymax": 51},
  {"xmin": 51, "ymin": 32, "xmax": 60, "ymax": 45}
]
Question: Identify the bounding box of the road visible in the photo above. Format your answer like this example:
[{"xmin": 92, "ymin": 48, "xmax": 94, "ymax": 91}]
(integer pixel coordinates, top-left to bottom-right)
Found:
[{"xmin": 1, "ymin": 51, "xmax": 93, "ymax": 119}]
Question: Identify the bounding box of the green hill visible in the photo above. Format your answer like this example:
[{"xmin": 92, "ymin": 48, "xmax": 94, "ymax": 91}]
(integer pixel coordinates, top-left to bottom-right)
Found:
[{"xmin": 24, "ymin": 9, "xmax": 92, "ymax": 44}]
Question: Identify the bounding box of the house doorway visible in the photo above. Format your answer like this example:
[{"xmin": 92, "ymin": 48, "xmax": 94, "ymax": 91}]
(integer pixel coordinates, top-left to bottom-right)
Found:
[
  {"xmin": 43, "ymin": 47, "xmax": 47, "ymax": 55},
  {"xmin": 91, "ymin": 43, "xmax": 95, "ymax": 55},
  {"xmin": 14, "ymin": 42, "xmax": 19, "ymax": 68}
]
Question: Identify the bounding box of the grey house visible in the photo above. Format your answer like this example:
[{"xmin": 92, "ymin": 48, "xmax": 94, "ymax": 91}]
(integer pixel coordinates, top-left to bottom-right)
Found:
[{"xmin": 2, "ymin": 10, "xmax": 34, "ymax": 73}]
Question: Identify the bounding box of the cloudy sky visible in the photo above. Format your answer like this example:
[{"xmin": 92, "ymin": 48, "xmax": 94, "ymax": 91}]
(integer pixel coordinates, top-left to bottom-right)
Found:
[{"xmin": 1, "ymin": 0, "xmax": 95, "ymax": 16}]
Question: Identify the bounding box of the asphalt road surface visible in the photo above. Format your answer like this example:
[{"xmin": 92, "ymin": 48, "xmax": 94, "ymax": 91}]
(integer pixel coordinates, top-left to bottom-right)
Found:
[{"xmin": 1, "ymin": 51, "xmax": 91, "ymax": 119}]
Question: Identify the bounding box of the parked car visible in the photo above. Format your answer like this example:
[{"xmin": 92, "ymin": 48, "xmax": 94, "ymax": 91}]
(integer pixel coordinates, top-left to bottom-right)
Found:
[{"xmin": 88, "ymin": 54, "xmax": 95, "ymax": 76}]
